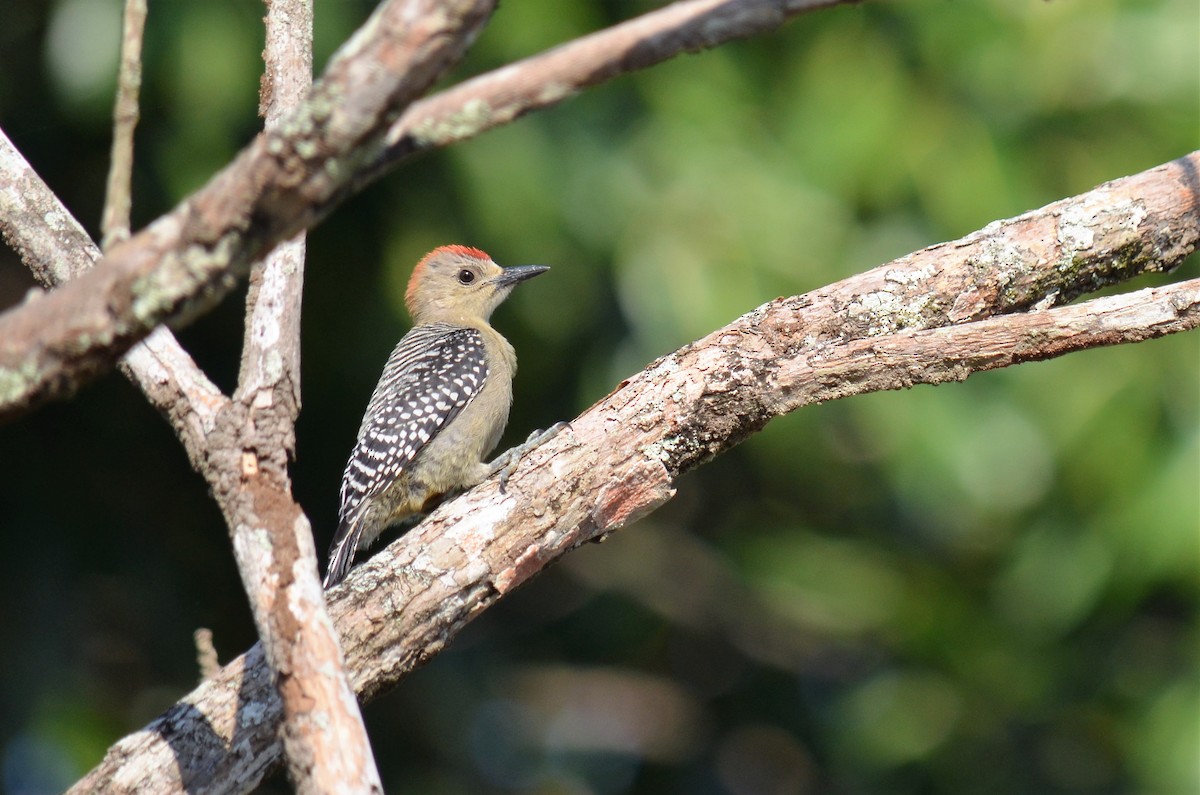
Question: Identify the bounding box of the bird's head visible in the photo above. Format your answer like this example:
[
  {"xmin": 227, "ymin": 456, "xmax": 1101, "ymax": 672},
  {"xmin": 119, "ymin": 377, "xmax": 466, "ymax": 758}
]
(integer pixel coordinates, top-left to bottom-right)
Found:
[{"xmin": 405, "ymin": 245, "xmax": 548, "ymax": 325}]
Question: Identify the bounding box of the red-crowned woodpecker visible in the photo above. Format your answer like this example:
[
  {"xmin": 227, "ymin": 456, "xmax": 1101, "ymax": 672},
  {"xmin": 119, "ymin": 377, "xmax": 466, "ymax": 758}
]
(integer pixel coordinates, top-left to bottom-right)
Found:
[{"xmin": 323, "ymin": 245, "xmax": 548, "ymax": 588}]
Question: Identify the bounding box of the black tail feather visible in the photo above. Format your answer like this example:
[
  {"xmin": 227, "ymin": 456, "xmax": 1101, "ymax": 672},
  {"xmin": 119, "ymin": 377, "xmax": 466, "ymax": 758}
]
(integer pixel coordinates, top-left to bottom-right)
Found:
[{"xmin": 323, "ymin": 520, "xmax": 361, "ymax": 589}]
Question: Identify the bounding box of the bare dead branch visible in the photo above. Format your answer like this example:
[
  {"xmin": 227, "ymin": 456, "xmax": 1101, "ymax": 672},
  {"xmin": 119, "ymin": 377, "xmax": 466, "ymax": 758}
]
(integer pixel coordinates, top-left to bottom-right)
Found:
[
  {"xmin": 223, "ymin": 0, "xmax": 382, "ymax": 791},
  {"xmin": 330, "ymin": 285, "xmax": 1199, "ymax": 698},
  {"xmin": 92, "ymin": 0, "xmax": 229, "ymax": 468},
  {"xmin": 0, "ymin": 126, "xmax": 224, "ymax": 462},
  {"xmin": 68, "ymin": 159, "xmax": 1200, "ymax": 794},
  {"xmin": 100, "ymin": 0, "xmax": 146, "ymax": 249},
  {"xmin": 0, "ymin": 0, "xmax": 872, "ymax": 421},
  {"xmin": 0, "ymin": 127, "xmax": 102, "ymax": 284},
  {"xmin": 0, "ymin": 0, "xmax": 496, "ymax": 420},
  {"xmin": 5, "ymin": 7, "xmax": 376, "ymax": 788}
]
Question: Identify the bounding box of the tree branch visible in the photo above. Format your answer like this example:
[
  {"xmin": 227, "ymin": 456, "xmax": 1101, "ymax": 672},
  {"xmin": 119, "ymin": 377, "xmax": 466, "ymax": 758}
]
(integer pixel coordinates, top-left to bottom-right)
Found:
[
  {"xmin": 100, "ymin": 0, "xmax": 146, "ymax": 249},
  {"xmin": 222, "ymin": 0, "xmax": 382, "ymax": 790},
  {"xmin": 4, "ymin": 5, "xmax": 378, "ymax": 789},
  {"xmin": 0, "ymin": 0, "xmax": 496, "ymax": 419},
  {"xmin": 0, "ymin": 127, "xmax": 224, "ymax": 462},
  {"xmin": 0, "ymin": 127, "xmax": 101, "ymax": 285},
  {"xmin": 68, "ymin": 157, "xmax": 1199, "ymax": 795},
  {"xmin": 90, "ymin": 0, "xmax": 229, "ymax": 468},
  {"xmin": 0, "ymin": 0, "xmax": 870, "ymax": 422},
  {"xmin": 377, "ymin": 0, "xmax": 858, "ymax": 171}
]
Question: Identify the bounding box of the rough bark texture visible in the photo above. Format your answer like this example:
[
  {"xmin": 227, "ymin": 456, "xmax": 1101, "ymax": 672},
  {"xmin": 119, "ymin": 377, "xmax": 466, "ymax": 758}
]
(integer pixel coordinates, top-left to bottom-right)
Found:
[
  {"xmin": 67, "ymin": 154, "xmax": 1200, "ymax": 795},
  {"xmin": 229, "ymin": 0, "xmax": 382, "ymax": 791},
  {"xmin": 0, "ymin": 0, "xmax": 872, "ymax": 422},
  {"xmin": 1, "ymin": 2, "xmax": 379, "ymax": 789},
  {"xmin": 0, "ymin": 127, "xmax": 103, "ymax": 284},
  {"xmin": 0, "ymin": 0, "xmax": 496, "ymax": 419}
]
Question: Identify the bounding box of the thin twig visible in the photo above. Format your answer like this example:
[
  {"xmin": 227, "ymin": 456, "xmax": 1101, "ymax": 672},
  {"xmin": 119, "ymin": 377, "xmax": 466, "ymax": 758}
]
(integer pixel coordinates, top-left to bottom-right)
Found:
[
  {"xmin": 194, "ymin": 628, "xmax": 221, "ymax": 681},
  {"xmin": 101, "ymin": 0, "xmax": 147, "ymax": 249},
  {"xmin": 380, "ymin": 0, "xmax": 850, "ymax": 168}
]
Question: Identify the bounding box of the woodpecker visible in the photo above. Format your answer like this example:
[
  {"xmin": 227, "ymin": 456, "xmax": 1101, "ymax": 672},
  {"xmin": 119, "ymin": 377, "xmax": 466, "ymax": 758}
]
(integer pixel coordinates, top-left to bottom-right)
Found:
[{"xmin": 323, "ymin": 245, "xmax": 548, "ymax": 588}]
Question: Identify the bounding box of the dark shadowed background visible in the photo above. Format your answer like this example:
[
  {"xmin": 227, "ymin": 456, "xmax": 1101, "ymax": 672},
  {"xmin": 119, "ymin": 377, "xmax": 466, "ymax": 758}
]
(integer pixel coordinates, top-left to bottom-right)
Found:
[{"xmin": 0, "ymin": 1, "xmax": 1197, "ymax": 793}]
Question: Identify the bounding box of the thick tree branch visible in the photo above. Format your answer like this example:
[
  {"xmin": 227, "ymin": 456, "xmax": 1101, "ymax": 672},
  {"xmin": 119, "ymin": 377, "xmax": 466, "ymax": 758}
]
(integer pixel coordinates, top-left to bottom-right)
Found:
[
  {"xmin": 69, "ymin": 159, "xmax": 1199, "ymax": 794},
  {"xmin": 0, "ymin": 0, "xmax": 496, "ymax": 419},
  {"xmin": 330, "ymin": 286, "xmax": 1199, "ymax": 695},
  {"xmin": 0, "ymin": 127, "xmax": 101, "ymax": 285},
  {"xmin": 4, "ymin": 6, "xmax": 376, "ymax": 789},
  {"xmin": 0, "ymin": 0, "xmax": 872, "ymax": 422},
  {"xmin": 0, "ymin": 127, "xmax": 223, "ymax": 461},
  {"xmin": 222, "ymin": 0, "xmax": 382, "ymax": 791}
]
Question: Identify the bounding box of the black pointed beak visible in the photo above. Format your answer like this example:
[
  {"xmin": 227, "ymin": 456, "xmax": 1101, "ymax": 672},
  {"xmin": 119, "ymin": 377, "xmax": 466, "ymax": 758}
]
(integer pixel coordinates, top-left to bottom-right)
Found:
[{"xmin": 492, "ymin": 264, "xmax": 550, "ymax": 287}]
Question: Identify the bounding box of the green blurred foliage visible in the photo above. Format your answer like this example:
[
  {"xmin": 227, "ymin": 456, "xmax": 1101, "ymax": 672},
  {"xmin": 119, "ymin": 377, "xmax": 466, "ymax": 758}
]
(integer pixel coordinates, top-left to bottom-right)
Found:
[{"xmin": 0, "ymin": 0, "xmax": 1196, "ymax": 793}]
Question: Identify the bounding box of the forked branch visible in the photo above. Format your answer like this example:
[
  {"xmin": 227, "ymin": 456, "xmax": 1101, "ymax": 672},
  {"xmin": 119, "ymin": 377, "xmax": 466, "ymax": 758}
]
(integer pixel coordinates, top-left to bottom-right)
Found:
[{"xmin": 68, "ymin": 154, "xmax": 1200, "ymax": 795}]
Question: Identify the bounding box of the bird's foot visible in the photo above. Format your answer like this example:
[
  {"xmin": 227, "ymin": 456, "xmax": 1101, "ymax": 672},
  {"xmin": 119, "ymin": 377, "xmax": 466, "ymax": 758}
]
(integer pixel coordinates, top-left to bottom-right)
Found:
[{"xmin": 489, "ymin": 421, "xmax": 571, "ymax": 493}]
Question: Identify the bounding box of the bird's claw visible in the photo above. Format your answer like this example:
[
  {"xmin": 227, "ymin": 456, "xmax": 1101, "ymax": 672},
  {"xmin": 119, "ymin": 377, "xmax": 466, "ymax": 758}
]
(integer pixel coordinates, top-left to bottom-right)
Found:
[{"xmin": 490, "ymin": 421, "xmax": 570, "ymax": 493}]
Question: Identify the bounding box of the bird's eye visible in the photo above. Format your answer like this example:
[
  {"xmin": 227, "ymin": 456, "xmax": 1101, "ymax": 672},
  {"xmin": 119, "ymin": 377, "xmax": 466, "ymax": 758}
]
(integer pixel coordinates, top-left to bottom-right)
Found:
[{"xmin": 457, "ymin": 269, "xmax": 476, "ymax": 285}]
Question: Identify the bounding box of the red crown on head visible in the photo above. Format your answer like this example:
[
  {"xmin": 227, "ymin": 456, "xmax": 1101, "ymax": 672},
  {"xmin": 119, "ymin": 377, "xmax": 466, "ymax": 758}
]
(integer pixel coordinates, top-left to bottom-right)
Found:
[
  {"xmin": 406, "ymin": 245, "xmax": 492, "ymax": 310},
  {"xmin": 438, "ymin": 244, "xmax": 490, "ymax": 261}
]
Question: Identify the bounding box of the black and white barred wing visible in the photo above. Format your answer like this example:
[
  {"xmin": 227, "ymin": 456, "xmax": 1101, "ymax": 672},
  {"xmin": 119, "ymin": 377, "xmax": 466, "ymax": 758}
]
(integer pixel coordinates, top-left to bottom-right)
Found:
[{"xmin": 338, "ymin": 323, "xmax": 488, "ymax": 529}]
